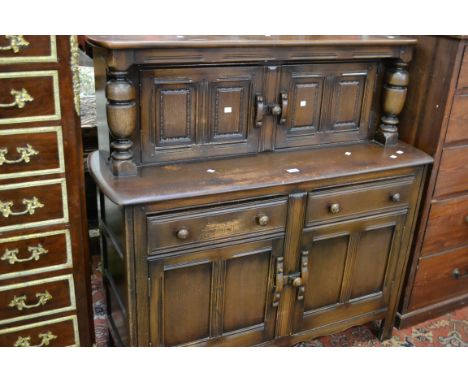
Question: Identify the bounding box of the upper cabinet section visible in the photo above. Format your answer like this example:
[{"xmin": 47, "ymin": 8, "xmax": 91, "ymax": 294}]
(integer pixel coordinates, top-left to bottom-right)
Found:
[{"xmin": 87, "ymin": 35, "xmax": 416, "ymax": 175}]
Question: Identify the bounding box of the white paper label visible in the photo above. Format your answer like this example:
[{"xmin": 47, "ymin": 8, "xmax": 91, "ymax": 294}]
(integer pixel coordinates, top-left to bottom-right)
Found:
[
  {"xmin": 224, "ymin": 107, "xmax": 232, "ymax": 114},
  {"xmin": 300, "ymin": 100, "xmax": 307, "ymax": 107}
]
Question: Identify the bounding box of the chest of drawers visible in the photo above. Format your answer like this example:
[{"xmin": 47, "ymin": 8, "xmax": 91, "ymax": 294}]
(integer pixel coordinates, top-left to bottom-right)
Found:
[
  {"xmin": 0, "ymin": 35, "xmax": 93, "ymax": 346},
  {"xmin": 397, "ymin": 36, "xmax": 468, "ymax": 327},
  {"xmin": 87, "ymin": 35, "xmax": 432, "ymax": 346}
]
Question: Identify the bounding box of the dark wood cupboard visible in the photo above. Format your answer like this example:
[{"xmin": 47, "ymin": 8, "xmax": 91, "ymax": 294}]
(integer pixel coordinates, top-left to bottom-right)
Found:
[{"xmin": 86, "ymin": 35, "xmax": 432, "ymax": 346}]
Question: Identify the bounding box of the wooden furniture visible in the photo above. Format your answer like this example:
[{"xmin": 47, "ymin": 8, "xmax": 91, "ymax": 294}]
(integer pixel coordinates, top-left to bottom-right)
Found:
[
  {"xmin": 0, "ymin": 35, "xmax": 93, "ymax": 346},
  {"xmin": 397, "ymin": 36, "xmax": 468, "ymax": 327},
  {"xmin": 86, "ymin": 35, "xmax": 432, "ymax": 346}
]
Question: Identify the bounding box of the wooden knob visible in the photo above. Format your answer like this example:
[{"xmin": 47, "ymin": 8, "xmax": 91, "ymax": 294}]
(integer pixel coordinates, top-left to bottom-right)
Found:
[
  {"xmin": 271, "ymin": 104, "xmax": 282, "ymax": 116},
  {"xmin": 176, "ymin": 228, "xmax": 189, "ymax": 240},
  {"xmin": 257, "ymin": 214, "xmax": 270, "ymax": 226},
  {"xmin": 292, "ymin": 277, "xmax": 302, "ymax": 288},
  {"xmin": 392, "ymin": 193, "xmax": 401, "ymax": 202},
  {"xmin": 329, "ymin": 203, "xmax": 340, "ymax": 214},
  {"xmin": 465, "ymin": 215, "xmax": 468, "ymax": 224}
]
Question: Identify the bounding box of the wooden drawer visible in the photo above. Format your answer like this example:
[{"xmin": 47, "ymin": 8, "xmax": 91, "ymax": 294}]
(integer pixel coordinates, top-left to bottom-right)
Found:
[
  {"xmin": 409, "ymin": 246, "xmax": 468, "ymax": 310},
  {"xmin": 147, "ymin": 197, "xmax": 288, "ymax": 254},
  {"xmin": 0, "ymin": 71, "xmax": 60, "ymax": 125},
  {"xmin": 0, "ymin": 178, "xmax": 68, "ymax": 233},
  {"xmin": 0, "ymin": 230, "xmax": 72, "ymax": 281},
  {"xmin": 457, "ymin": 47, "xmax": 468, "ymax": 90},
  {"xmin": 0, "ymin": 274, "xmax": 75, "ymax": 325},
  {"xmin": 0, "ymin": 36, "xmax": 56, "ymax": 64},
  {"xmin": 0, "ymin": 126, "xmax": 64, "ymax": 180},
  {"xmin": 422, "ymin": 195, "xmax": 468, "ymax": 255},
  {"xmin": 0, "ymin": 315, "xmax": 79, "ymax": 347},
  {"xmin": 445, "ymin": 95, "xmax": 468, "ymax": 144},
  {"xmin": 433, "ymin": 145, "xmax": 468, "ymax": 198},
  {"xmin": 305, "ymin": 177, "xmax": 414, "ymax": 225}
]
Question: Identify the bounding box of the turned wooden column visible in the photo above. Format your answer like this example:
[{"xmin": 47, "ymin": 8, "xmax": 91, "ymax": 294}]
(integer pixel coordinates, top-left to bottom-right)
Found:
[
  {"xmin": 375, "ymin": 61, "xmax": 410, "ymax": 146},
  {"xmin": 106, "ymin": 70, "xmax": 137, "ymax": 176}
]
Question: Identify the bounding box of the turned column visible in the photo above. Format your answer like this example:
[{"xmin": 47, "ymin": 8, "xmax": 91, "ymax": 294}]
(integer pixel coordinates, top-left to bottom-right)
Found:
[
  {"xmin": 375, "ymin": 61, "xmax": 410, "ymax": 146},
  {"xmin": 106, "ymin": 70, "xmax": 137, "ymax": 176}
]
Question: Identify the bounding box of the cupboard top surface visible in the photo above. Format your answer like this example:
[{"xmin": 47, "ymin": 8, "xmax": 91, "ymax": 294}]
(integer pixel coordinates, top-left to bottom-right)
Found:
[
  {"xmin": 86, "ymin": 35, "xmax": 417, "ymax": 49},
  {"xmin": 88, "ymin": 141, "xmax": 432, "ymax": 206}
]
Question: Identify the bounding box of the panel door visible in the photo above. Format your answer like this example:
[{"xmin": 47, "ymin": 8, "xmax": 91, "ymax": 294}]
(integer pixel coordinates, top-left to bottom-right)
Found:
[
  {"xmin": 140, "ymin": 66, "xmax": 264, "ymax": 163},
  {"xmin": 275, "ymin": 62, "xmax": 376, "ymax": 149},
  {"xmin": 292, "ymin": 211, "xmax": 406, "ymax": 334},
  {"xmin": 148, "ymin": 238, "xmax": 282, "ymax": 346}
]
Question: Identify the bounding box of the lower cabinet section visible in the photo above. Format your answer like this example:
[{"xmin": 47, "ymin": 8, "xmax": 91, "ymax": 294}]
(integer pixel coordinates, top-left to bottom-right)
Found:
[{"xmin": 148, "ymin": 238, "xmax": 282, "ymax": 346}]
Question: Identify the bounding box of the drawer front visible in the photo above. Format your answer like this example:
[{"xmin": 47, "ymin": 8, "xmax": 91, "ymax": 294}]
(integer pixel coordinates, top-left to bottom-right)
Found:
[
  {"xmin": 0, "ymin": 230, "xmax": 72, "ymax": 281},
  {"xmin": 457, "ymin": 47, "xmax": 468, "ymax": 90},
  {"xmin": 0, "ymin": 274, "xmax": 75, "ymax": 325},
  {"xmin": 433, "ymin": 145, "xmax": 468, "ymax": 198},
  {"xmin": 147, "ymin": 198, "xmax": 288, "ymax": 254},
  {"xmin": 422, "ymin": 195, "xmax": 468, "ymax": 255},
  {"xmin": 0, "ymin": 178, "xmax": 68, "ymax": 233},
  {"xmin": 306, "ymin": 177, "xmax": 414, "ymax": 225},
  {"xmin": 0, "ymin": 36, "xmax": 57, "ymax": 64},
  {"xmin": 409, "ymin": 246, "xmax": 468, "ymax": 310},
  {"xmin": 0, "ymin": 315, "xmax": 79, "ymax": 347},
  {"xmin": 0, "ymin": 126, "xmax": 64, "ymax": 180},
  {"xmin": 445, "ymin": 95, "xmax": 468, "ymax": 144},
  {"xmin": 0, "ymin": 71, "xmax": 60, "ymax": 125}
]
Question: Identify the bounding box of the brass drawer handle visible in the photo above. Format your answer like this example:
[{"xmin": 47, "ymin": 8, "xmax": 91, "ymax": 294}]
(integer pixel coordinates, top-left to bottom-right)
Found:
[
  {"xmin": 0, "ymin": 35, "xmax": 30, "ymax": 53},
  {"xmin": 176, "ymin": 227, "xmax": 190, "ymax": 240},
  {"xmin": 14, "ymin": 331, "xmax": 57, "ymax": 347},
  {"xmin": 1, "ymin": 244, "xmax": 48, "ymax": 264},
  {"xmin": 0, "ymin": 144, "xmax": 39, "ymax": 165},
  {"xmin": 0, "ymin": 88, "xmax": 34, "ymax": 109},
  {"xmin": 256, "ymin": 214, "xmax": 270, "ymax": 226},
  {"xmin": 329, "ymin": 203, "xmax": 340, "ymax": 214},
  {"xmin": 391, "ymin": 193, "xmax": 401, "ymax": 202},
  {"xmin": 8, "ymin": 290, "xmax": 53, "ymax": 311},
  {"xmin": 0, "ymin": 197, "xmax": 44, "ymax": 218},
  {"xmin": 452, "ymin": 268, "xmax": 468, "ymax": 280}
]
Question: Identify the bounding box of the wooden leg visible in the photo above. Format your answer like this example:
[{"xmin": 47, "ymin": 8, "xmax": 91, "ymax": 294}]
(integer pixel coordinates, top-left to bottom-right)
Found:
[{"xmin": 378, "ymin": 317, "xmax": 394, "ymax": 341}]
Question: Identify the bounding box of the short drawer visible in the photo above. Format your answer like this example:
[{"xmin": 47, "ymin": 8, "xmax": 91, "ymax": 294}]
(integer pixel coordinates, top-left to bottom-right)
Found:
[
  {"xmin": 408, "ymin": 246, "xmax": 468, "ymax": 311},
  {"xmin": 0, "ymin": 315, "xmax": 79, "ymax": 347},
  {"xmin": 0, "ymin": 126, "xmax": 64, "ymax": 180},
  {"xmin": 422, "ymin": 195, "xmax": 468, "ymax": 255},
  {"xmin": 457, "ymin": 47, "xmax": 468, "ymax": 90},
  {"xmin": 445, "ymin": 95, "xmax": 468, "ymax": 144},
  {"xmin": 0, "ymin": 36, "xmax": 56, "ymax": 64},
  {"xmin": 0, "ymin": 178, "xmax": 68, "ymax": 233},
  {"xmin": 0, "ymin": 230, "xmax": 72, "ymax": 281},
  {"xmin": 0, "ymin": 71, "xmax": 60, "ymax": 125},
  {"xmin": 305, "ymin": 177, "xmax": 414, "ymax": 225},
  {"xmin": 433, "ymin": 145, "xmax": 468, "ymax": 198},
  {"xmin": 0, "ymin": 274, "xmax": 76, "ymax": 325},
  {"xmin": 147, "ymin": 197, "xmax": 288, "ymax": 254}
]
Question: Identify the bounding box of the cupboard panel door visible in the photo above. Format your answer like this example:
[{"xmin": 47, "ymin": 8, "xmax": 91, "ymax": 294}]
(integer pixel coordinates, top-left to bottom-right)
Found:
[
  {"xmin": 275, "ymin": 63, "xmax": 376, "ymax": 149},
  {"xmin": 294, "ymin": 211, "xmax": 406, "ymax": 334},
  {"xmin": 140, "ymin": 66, "xmax": 263, "ymax": 164},
  {"xmin": 148, "ymin": 238, "xmax": 282, "ymax": 346}
]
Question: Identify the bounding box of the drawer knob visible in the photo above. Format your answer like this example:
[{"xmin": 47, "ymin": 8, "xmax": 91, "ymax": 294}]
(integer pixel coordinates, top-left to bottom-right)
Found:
[
  {"xmin": 176, "ymin": 228, "xmax": 190, "ymax": 240},
  {"xmin": 391, "ymin": 193, "xmax": 401, "ymax": 202},
  {"xmin": 452, "ymin": 268, "xmax": 468, "ymax": 280},
  {"xmin": 329, "ymin": 203, "xmax": 340, "ymax": 214},
  {"xmin": 465, "ymin": 215, "xmax": 468, "ymax": 224},
  {"xmin": 256, "ymin": 214, "xmax": 270, "ymax": 226}
]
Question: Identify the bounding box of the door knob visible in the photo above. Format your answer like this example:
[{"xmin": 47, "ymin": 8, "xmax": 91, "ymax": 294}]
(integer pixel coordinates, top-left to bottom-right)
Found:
[
  {"xmin": 329, "ymin": 203, "xmax": 340, "ymax": 214},
  {"xmin": 256, "ymin": 214, "xmax": 270, "ymax": 226}
]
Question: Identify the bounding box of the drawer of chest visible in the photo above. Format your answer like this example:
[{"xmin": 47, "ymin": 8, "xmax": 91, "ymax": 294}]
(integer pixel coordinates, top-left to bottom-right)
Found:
[
  {"xmin": 409, "ymin": 246, "xmax": 468, "ymax": 311},
  {"xmin": 0, "ymin": 229, "xmax": 72, "ymax": 281},
  {"xmin": 445, "ymin": 95, "xmax": 468, "ymax": 144},
  {"xmin": 0, "ymin": 274, "xmax": 75, "ymax": 326},
  {"xmin": 0, "ymin": 126, "xmax": 64, "ymax": 180},
  {"xmin": 433, "ymin": 145, "xmax": 468, "ymax": 198},
  {"xmin": 0, "ymin": 71, "xmax": 60, "ymax": 125},
  {"xmin": 0, "ymin": 178, "xmax": 68, "ymax": 233},
  {"xmin": 305, "ymin": 177, "xmax": 414, "ymax": 225},
  {"xmin": 457, "ymin": 47, "xmax": 468, "ymax": 90},
  {"xmin": 0, "ymin": 315, "xmax": 79, "ymax": 347},
  {"xmin": 0, "ymin": 36, "xmax": 56, "ymax": 64},
  {"xmin": 147, "ymin": 197, "xmax": 288, "ymax": 254},
  {"xmin": 421, "ymin": 195, "xmax": 468, "ymax": 255}
]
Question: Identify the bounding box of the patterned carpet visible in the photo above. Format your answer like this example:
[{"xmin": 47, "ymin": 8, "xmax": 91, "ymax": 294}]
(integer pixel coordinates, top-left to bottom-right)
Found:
[{"xmin": 90, "ymin": 258, "xmax": 468, "ymax": 347}]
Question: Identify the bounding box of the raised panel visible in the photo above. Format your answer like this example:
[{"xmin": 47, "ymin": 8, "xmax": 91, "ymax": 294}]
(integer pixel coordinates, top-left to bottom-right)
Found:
[
  {"xmin": 163, "ymin": 262, "xmax": 212, "ymax": 346},
  {"xmin": 445, "ymin": 95, "xmax": 468, "ymax": 144},
  {"xmin": 350, "ymin": 224, "xmax": 394, "ymax": 299},
  {"xmin": 304, "ymin": 233, "xmax": 349, "ymax": 311},
  {"xmin": 223, "ymin": 250, "xmax": 270, "ymax": 333}
]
